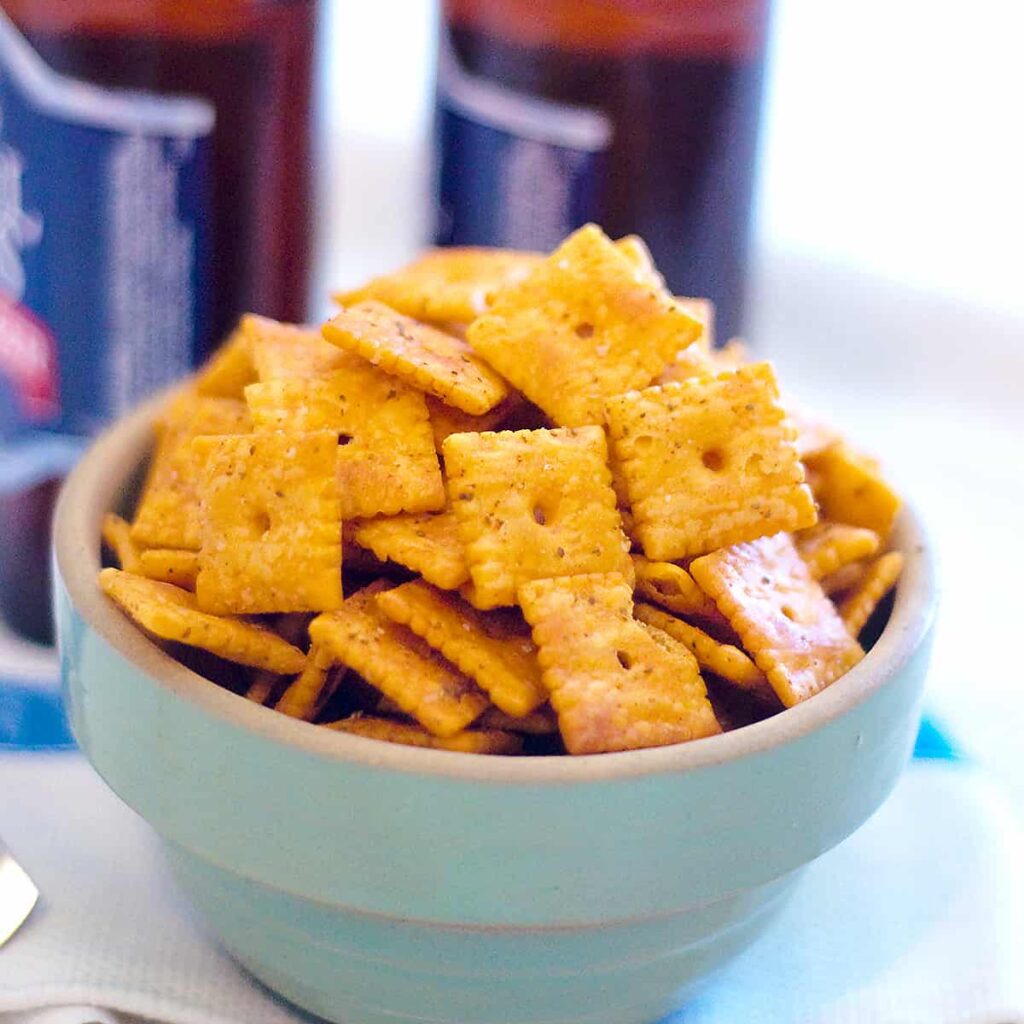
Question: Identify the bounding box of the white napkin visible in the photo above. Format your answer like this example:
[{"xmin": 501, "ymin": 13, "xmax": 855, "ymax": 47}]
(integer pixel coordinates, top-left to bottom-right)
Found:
[{"xmin": 1, "ymin": 751, "xmax": 1022, "ymax": 1024}]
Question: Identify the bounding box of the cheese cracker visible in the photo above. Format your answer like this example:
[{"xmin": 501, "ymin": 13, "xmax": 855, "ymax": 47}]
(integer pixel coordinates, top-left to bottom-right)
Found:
[
  {"xmin": 309, "ymin": 582, "xmax": 489, "ymax": 737},
  {"xmin": 193, "ymin": 430, "xmax": 343, "ymax": 615},
  {"xmin": 795, "ymin": 522, "xmax": 881, "ymax": 581},
  {"xmin": 326, "ymin": 715, "xmax": 522, "ymax": 754},
  {"xmin": 376, "ymin": 580, "xmax": 547, "ymax": 717},
  {"xmin": 99, "ymin": 568, "xmax": 306, "ymax": 674},
  {"xmin": 467, "ymin": 224, "xmax": 702, "ymax": 426},
  {"xmin": 443, "ymin": 426, "xmax": 631, "ymax": 608},
  {"xmin": 633, "ymin": 601, "xmax": 771, "ymax": 698},
  {"xmin": 334, "ymin": 247, "xmax": 542, "ymax": 324},
  {"xmin": 350, "ymin": 511, "xmax": 469, "ymax": 590},
  {"xmin": 690, "ymin": 533, "xmax": 863, "ymax": 708},
  {"xmin": 519, "ymin": 572, "xmax": 720, "ymax": 754},
  {"xmin": 323, "ymin": 300, "xmax": 509, "ymax": 415},
  {"xmin": 130, "ymin": 393, "xmax": 251, "ymax": 550},
  {"xmin": 606, "ymin": 363, "xmax": 816, "ymax": 560},
  {"xmin": 839, "ymin": 551, "xmax": 905, "ymax": 637}
]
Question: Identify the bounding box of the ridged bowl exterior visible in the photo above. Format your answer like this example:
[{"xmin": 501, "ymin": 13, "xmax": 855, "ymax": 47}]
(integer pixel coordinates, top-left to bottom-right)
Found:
[{"xmin": 54, "ymin": 396, "xmax": 936, "ymax": 1024}]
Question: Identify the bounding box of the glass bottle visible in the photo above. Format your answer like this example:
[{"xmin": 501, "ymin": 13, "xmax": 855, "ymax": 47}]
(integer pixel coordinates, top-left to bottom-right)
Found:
[
  {"xmin": 0, "ymin": 0, "xmax": 317, "ymax": 640},
  {"xmin": 433, "ymin": 0, "xmax": 770, "ymax": 342}
]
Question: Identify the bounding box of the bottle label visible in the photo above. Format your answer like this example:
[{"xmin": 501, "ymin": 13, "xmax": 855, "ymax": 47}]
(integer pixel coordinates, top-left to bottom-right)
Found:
[
  {"xmin": 0, "ymin": 11, "xmax": 214, "ymax": 436},
  {"xmin": 434, "ymin": 30, "xmax": 612, "ymax": 252}
]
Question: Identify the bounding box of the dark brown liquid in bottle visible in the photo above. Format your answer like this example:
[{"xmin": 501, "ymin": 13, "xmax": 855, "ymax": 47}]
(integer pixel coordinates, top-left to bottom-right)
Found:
[
  {"xmin": 5, "ymin": 0, "xmax": 316, "ymax": 354},
  {"xmin": 440, "ymin": 1, "xmax": 769, "ymax": 342}
]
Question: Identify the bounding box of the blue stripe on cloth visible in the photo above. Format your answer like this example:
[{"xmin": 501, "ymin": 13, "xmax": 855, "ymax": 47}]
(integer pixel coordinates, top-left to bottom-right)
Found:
[
  {"xmin": 912, "ymin": 714, "xmax": 961, "ymax": 761},
  {"xmin": 0, "ymin": 679, "xmax": 75, "ymax": 751},
  {"xmin": 0, "ymin": 677, "xmax": 960, "ymax": 762}
]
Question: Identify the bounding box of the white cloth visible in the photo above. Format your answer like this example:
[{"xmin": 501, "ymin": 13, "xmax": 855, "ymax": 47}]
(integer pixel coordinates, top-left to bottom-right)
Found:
[{"xmin": 0, "ymin": 753, "xmax": 1021, "ymax": 1024}]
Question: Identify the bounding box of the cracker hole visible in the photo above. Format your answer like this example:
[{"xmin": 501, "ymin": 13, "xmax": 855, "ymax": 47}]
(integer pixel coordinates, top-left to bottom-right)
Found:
[
  {"xmin": 252, "ymin": 509, "xmax": 272, "ymax": 538},
  {"xmin": 702, "ymin": 448, "xmax": 725, "ymax": 471},
  {"xmin": 574, "ymin": 322, "xmax": 594, "ymax": 339},
  {"xmin": 616, "ymin": 650, "xmax": 633, "ymax": 670},
  {"xmin": 338, "ymin": 433, "xmax": 354, "ymax": 446},
  {"xmin": 533, "ymin": 506, "xmax": 547, "ymax": 526}
]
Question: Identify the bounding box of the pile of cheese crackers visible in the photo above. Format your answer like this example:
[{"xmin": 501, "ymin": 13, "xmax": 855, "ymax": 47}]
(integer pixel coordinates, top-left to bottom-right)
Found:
[{"xmin": 99, "ymin": 225, "xmax": 904, "ymax": 756}]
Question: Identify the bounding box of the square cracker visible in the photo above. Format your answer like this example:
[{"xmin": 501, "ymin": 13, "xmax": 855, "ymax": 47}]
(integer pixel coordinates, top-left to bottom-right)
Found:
[
  {"xmin": 350, "ymin": 511, "xmax": 469, "ymax": 590},
  {"xmin": 690, "ymin": 533, "xmax": 864, "ymax": 708},
  {"xmin": 606, "ymin": 363, "xmax": 817, "ymax": 560},
  {"xmin": 795, "ymin": 522, "xmax": 881, "ymax": 581},
  {"xmin": 193, "ymin": 430, "xmax": 343, "ymax": 615},
  {"xmin": 519, "ymin": 572, "xmax": 720, "ymax": 754},
  {"xmin": 309, "ymin": 582, "xmax": 489, "ymax": 737},
  {"xmin": 131, "ymin": 392, "xmax": 252, "ymax": 550},
  {"xmin": 325, "ymin": 716, "xmax": 522, "ymax": 755},
  {"xmin": 243, "ymin": 314, "xmax": 349, "ymax": 382},
  {"xmin": 323, "ymin": 300, "xmax": 509, "ymax": 415},
  {"xmin": 377, "ymin": 580, "xmax": 547, "ymax": 717},
  {"xmin": 633, "ymin": 601, "xmax": 771, "ymax": 699},
  {"xmin": 194, "ymin": 327, "xmax": 256, "ymax": 399},
  {"xmin": 98, "ymin": 568, "xmax": 306, "ymax": 674},
  {"xmin": 244, "ymin": 360, "xmax": 444, "ymax": 519},
  {"xmin": 805, "ymin": 443, "xmax": 901, "ymax": 539},
  {"xmin": 334, "ymin": 247, "xmax": 543, "ymax": 325},
  {"xmin": 838, "ymin": 551, "xmax": 904, "ymax": 637},
  {"xmin": 443, "ymin": 426, "xmax": 631, "ymax": 609},
  {"xmin": 467, "ymin": 224, "xmax": 702, "ymax": 426},
  {"xmin": 137, "ymin": 549, "xmax": 200, "ymax": 590}
]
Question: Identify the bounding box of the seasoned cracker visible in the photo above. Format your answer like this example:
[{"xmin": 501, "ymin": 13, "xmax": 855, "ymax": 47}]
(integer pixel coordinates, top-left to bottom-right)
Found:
[
  {"xmin": 839, "ymin": 551, "xmax": 904, "ymax": 637},
  {"xmin": 631, "ymin": 555, "xmax": 721, "ymax": 620},
  {"xmin": 467, "ymin": 224, "xmax": 702, "ymax": 426},
  {"xmin": 334, "ymin": 247, "xmax": 543, "ymax": 324},
  {"xmin": 130, "ymin": 393, "xmax": 252, "ymax": 550},
  {"xmin": 276, "ymin": 644, "xmax": 345, "ymax": 721},
  {"xmin": 690, "ymin": 533, "xmax": 863, "ymax": 708},
  {"xmin": 633, "ymin": 602, "xmax": 770, "ymax": 697},
  {"xmin": 805, "ymin": 443, "xmax": 901, "ymax": 539},
  {"xmin": 244, "ymin": 314, "xmax": 348, "ymax": 382},
  {"xmin": 98, "ymin": 568, "xmax": 307, "ymax": 673},
  {"xmin": 101, "ymin": 513, "xmax": 144, "ymax": 574},
  {"xmin": 606, "ymin": 363, "xmax": 816, "ymax": 560},
  {"xmin": 194, "ymin": 328, "xmax": 255, "ymax": 398},
  {"xmin": 519, "ymin": 572, "xmax": 720, "ymax": 754},
  {"xmin": 245, "ymin": 362, "xmax": 444, "ymax": 519},
  {"xmin": 309, "ymin": 582, "xmax": 489, "ymax": 737},
  {"xmin": 323, "ymin": 300, "xmax": 509, "ymax": 415},
  {"xmin": 376, "ymin": 580, "xmax": 547, "ymax": 717},
  {"xmin": 326, "ymin": 715, "xmax": 522, "ymax": 754},
  {"xmin": 137, "ymin": 549, "xmax": 200, "ymax": 590},
  {"xmin": 350, "ymin": 511, "xmax": 469, "ymax": 590},
  {"xmin": 795, "ymin": 522, "xmax": 881, "ymax": 581},
  {"xmin": 193, "ymin": 430, "xmax": 343, "ymax": 615},
  {"xmin": 443, "ymin": 426, "xmax": 631, "ymax": 608}
]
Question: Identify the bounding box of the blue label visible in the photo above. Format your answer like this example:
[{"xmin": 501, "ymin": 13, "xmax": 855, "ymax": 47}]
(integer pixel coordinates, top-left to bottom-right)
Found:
[
  {"xmin": 434, "ymin": 31, "xmax": 611, "ymax": 252},
  {"xmin": 0, "ymin": 12, "xmax": 214, "ymax": 437}
]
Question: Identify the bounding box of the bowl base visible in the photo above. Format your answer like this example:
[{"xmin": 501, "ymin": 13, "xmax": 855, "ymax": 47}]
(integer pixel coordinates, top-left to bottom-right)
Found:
[{"xmin": 167, "ymin": 843, "xmax": 800, "ymax": 1024}]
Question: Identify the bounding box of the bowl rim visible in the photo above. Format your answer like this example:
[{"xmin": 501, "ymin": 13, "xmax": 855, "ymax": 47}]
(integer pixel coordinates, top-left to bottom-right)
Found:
[{"xmin": 54, "ymin": 390, "xmax": 937, "ymax": 784}]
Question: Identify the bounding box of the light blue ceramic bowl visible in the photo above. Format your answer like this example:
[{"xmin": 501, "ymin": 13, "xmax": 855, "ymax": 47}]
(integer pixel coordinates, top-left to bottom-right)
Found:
[{"xmin": 53, "ymin": 397, "xmax": 936, "ymax": 1024}]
